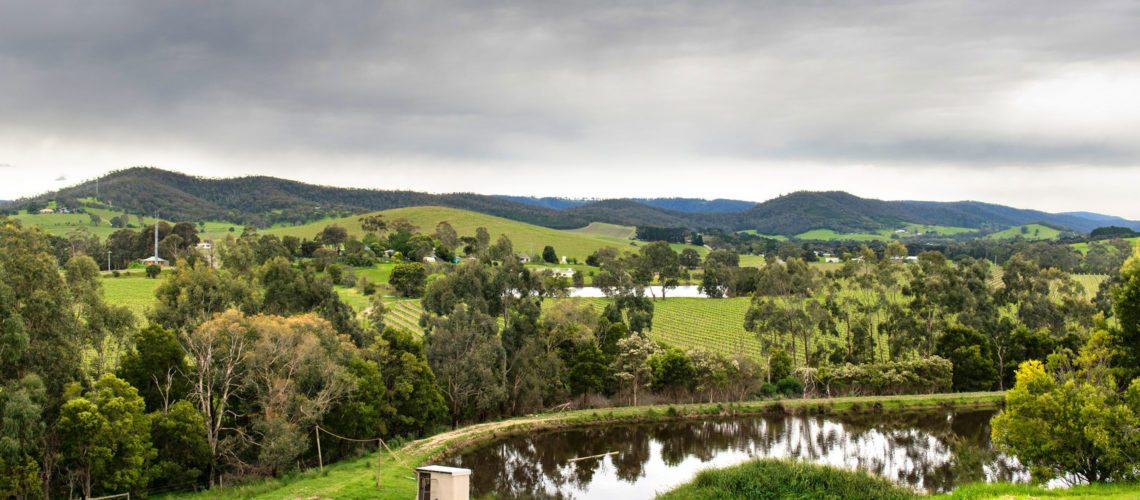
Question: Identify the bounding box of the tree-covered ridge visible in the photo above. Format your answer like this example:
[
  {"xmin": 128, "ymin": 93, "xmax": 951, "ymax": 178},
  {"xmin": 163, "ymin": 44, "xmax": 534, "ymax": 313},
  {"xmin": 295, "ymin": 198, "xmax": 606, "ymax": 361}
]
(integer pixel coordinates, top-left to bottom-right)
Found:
[
  {"xmin": 10, "ymin": 167, "xmax": 1139, "ymax": 235},
  {"xmin": 19, "ymin": 167, "xmax": 580, "ymax": 229}
]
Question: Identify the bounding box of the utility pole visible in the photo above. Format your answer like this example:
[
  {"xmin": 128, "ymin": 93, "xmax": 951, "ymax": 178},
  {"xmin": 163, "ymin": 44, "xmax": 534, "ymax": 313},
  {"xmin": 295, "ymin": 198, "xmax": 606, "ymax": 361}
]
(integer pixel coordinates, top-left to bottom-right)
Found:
[
  {"xmin": 315, "ymin": 426, "xmax": 324, "ymax": 473},
  {"xmin": 107, "ymin": 250, "xmax": 112, "ymax": 272}
]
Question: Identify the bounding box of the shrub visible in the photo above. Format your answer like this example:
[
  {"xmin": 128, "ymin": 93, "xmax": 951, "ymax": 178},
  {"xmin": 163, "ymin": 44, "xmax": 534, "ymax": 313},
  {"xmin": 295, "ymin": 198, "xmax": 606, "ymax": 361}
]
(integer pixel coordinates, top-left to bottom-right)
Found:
[
  {"xmin": 757, "ymin": 383, "xmax": 778, "ymax": 398},
  {"xmin": 659, "ymin": 458, "xmax": 914, "ymax": 500},
  {"xmin": 145, "ymin": 264, "xmax": 161, "ymax": 279},
  {"xmin": 776, "ymin": 376, "xmax": 803, "ymax": 397}
]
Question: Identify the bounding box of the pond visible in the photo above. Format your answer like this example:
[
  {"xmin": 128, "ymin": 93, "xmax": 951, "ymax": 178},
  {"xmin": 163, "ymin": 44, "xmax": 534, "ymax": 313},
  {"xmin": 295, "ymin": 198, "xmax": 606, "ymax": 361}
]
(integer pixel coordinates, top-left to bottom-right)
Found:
[
  {"xmin": 446, "ymin": 409, "xmax": 1025, "ymax": 499},
  {"xmin": 568, "ymin": 285, "xmax": 708, "ymax": 298}
]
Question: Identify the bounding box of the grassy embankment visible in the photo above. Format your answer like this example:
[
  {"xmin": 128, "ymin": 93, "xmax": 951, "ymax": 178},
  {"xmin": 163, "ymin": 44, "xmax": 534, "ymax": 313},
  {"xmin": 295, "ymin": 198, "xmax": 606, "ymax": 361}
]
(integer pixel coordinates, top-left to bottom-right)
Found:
[
  {"xmin": 165, "ymin": 392, "xmax": 1002, "ymax": 500},
  {"xmin": 662, "ymin": 459, "xmax": 1140, "ymax": 499}
]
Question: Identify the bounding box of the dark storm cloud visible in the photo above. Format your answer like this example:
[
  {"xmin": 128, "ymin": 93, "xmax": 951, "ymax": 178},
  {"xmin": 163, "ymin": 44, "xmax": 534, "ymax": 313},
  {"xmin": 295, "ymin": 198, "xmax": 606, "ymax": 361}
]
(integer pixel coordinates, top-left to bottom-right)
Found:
[{"xmin": 2, "ymin": 0, "xmax": 1140, "ymax": 168}]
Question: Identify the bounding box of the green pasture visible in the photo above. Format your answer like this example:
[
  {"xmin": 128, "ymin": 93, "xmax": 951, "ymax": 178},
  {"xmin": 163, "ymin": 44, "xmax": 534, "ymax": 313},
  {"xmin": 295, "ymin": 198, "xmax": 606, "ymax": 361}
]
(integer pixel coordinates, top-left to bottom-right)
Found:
[
  {"xmin": 262, "ymin": 206, "xmax": 706, "ymax": 260},
  {"xmin": 102, "ymin": 274, "xmax": 162, "ymax": 320},
  {"xmin": 984, "ymin": 223, "xmax": 1061, "ymax": 241},
  {"xmin": 567, "ymin": 222, "xmax": 636, "ymax": 239},
  {"xmin": 736, "ymin": 230, "xmax": 788, "ymax": 241},
  {"xmin": 1071, "ymin": 236, "xmax": 1140, "ymax": 254},
  {"xmin": 13, "ymin": 206, "xmax": 238, "ymax": 241}
]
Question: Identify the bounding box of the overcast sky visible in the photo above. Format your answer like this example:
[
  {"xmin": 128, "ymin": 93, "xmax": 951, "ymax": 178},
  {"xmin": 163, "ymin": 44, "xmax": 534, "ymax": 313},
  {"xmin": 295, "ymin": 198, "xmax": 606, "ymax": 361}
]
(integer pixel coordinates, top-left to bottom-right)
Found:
[{"xmin": 3, "ymin": 1, "xmax": 1140, "ymax": 216}]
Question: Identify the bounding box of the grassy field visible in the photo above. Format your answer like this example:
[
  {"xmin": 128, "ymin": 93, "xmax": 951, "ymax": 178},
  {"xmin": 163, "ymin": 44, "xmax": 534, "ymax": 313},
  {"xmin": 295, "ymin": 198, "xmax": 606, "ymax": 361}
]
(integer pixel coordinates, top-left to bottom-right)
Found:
[
  {"xmin": 549, "ymin": 297, "xmax": 779, "ymax": 361},
  {"xmin": 1071, "ymin": 236, "xmax": 1140, "ymax": 254},
  {"xmin": 11, "ymin": 207, "xmax": 238, "ymax": 240},
  {"xmin": 934, "ymin": 482, "xmax": 1140, "ymax": 499},
  {"xmin": 262, "ymin": 206, "xmax": 706, "ymax": 260},
  {"xmin": 788, "ymin": 224, "xmax": 976, "ymax": 242},
  {"xmin": 164, "ymin": 392, "xmax": 1002, "ymax": 500},
  {"xmin": 795, "ymin": 228, "xmax": 894, "ymax": 241},
  {"xmin": 102, "ymin": 274, "xmax": 162, "ymax": 319},
  {"xmin": 1072, "ymin": 274, "xmax": 1108, "ymax": 299},
  {"xmin": 567, "ymin": 221, "xmax": 636, "ymax": 239},
  {"xmin": 984, "ymin": 223, "xmax": 1061, "ymax": 241},
  {"xmin": 737, "ymin": 230, "xmax": 789, "ymax": 241}
]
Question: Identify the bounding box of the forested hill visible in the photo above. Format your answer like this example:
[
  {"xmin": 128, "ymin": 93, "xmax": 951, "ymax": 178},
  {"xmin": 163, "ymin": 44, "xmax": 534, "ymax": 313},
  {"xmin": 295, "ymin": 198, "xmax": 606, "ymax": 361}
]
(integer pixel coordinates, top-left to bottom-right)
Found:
[
  {"xmin": 12, "ymin": 167, "xmax": 1139, "ymax": 234},
  {"xmin": 729, "ymin": 192, "xmax": 1140, "ymax": 234},
  {"xmin": 21, "ymin": 167, "xmax": 587, "ymax": 229}
]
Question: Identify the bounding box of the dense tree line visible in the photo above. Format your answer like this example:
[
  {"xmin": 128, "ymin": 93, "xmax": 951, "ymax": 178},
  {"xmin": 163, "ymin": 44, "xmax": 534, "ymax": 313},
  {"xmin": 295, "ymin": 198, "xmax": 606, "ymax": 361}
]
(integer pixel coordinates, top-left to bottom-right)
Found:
[
  {"xmin": 4, "ymin": 207, "xmax": 1139, "ymax": 495},
  {"xmin": 634, "ymin": 226, "xmax": 688, "ymax": 243},
  {"xmin": 0, "ymin": 218, "xmax": 446, "ymax": 496}
]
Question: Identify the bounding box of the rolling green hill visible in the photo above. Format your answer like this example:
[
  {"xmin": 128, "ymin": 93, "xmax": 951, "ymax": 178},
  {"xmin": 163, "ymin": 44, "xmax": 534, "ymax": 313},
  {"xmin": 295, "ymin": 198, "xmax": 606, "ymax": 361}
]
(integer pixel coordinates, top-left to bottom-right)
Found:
[{"xmin": 264, "ymin": 206, "xmax": 705, "ymax": 259}]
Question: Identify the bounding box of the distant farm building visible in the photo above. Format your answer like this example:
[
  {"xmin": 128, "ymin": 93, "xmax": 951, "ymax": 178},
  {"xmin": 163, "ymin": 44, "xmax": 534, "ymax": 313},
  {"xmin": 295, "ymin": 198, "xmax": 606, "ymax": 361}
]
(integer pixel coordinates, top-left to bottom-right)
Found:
[
  {"xmin": 38, "ymin": 208, "xmax": 54, "ymax": 214},
  {"xmin": 141, "ymin": 256, "xmax": 169, "ymax": 266},
  {"xmin": 546, "ymin": 268, "xmax": 574, "ymax": 278}
]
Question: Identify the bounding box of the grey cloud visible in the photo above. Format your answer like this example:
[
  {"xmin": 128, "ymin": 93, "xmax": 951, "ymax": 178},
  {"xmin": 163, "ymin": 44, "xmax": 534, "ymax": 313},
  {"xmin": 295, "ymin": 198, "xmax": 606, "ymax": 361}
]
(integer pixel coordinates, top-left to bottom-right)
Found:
[{"xmin": 1, "ymin": 0, "xmax": 1140, "ymax": 168}]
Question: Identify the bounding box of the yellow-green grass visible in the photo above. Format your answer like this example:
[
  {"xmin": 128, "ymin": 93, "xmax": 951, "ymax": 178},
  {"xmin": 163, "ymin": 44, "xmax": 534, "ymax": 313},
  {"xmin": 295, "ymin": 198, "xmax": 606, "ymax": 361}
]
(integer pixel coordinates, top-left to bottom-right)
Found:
[
  {"xmin": 666, "ymin": 461, "xmax": 1140, "ymax": 500},
  {"xmin": 736, "ymin": 230, "xmax": 788, "ymax": 241},
  {"xmin": 933, "ymin": 481, "xmax": 1140, "ymax": 499},
  {"xmin": 567, "ymin": 221, "xmax": 636, "ymax": 239},
  {"xmin": 102, "ymin": 275, "xmax": 161, "ymax": 319},
  {"xmin": 1071, "ymin": 236, "xmax": 1140, "ymax": 254},
  {"xmin": 984, "ymin": 223, "xmax": 1061, "ymax": 241},
  {"xmin": 383, "ymin": 300, "xmax": 426, "ymax": 335},
  {"xmin": 899, "ymin": 223, "xmax": 976, "ymax": 236},
  {"xmin": 737, "ymin": 255, "xmax": 844, "ymax": 272},
  {"xmin": 795, "ymin": 228, "xmax": 893, "ymax": 241},
  {"xmin": 11, "ymin": 207, "xmax": 239, "ymax": 240},
  {"xmin": 1072, "ymin": 274, "xmax": 1107, "ymax": 300},
  {"xmin": 548, "ymin": 297, "xmax": 842, "ymax": 363},
  {"xmin": 262, "ymin": 206, "xmax": 706, "ymax": 260},
  {"xmin": 788, "ymin": 224, "xmax": 976, "ymax": 242},
  {"xmin": 164, "ymin": 392, "xmax": 1003, "ymax": 500}
]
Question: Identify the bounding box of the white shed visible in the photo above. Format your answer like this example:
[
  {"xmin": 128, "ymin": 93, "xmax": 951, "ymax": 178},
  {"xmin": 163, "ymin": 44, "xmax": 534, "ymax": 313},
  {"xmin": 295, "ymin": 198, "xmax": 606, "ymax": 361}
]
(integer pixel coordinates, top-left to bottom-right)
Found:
[{"xmin": 416, "ymin": 465, "xmax": 471, "ymax": 500}]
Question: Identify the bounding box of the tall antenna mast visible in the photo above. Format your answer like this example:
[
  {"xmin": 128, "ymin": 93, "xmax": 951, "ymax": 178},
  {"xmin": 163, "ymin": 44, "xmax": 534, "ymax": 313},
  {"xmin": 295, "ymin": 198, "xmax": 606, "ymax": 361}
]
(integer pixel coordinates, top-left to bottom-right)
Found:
[{"xmin": 154, "ymin": 211, "xmax": 160, "ymax": 260}]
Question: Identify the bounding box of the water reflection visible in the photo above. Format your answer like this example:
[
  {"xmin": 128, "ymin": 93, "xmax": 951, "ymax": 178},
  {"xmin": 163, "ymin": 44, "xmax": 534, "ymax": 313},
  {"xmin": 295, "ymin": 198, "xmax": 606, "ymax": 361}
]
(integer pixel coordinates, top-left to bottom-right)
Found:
[{"xmin": 448, "ymin": 410, "xmax": 1025, "ymax": 499}]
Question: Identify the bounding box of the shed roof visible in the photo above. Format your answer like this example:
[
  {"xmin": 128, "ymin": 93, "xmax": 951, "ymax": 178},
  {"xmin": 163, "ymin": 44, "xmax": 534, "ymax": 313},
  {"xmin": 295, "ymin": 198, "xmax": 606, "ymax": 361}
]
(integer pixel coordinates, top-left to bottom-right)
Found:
[{"xmin": 415, "ymin": 465, "xmax": 472, "ymax": 476}]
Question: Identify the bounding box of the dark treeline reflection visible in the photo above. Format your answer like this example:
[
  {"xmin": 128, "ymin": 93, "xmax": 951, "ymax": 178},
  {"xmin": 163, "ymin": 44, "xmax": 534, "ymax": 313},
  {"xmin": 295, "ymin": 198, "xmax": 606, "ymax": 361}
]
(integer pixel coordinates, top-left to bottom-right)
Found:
[{"xmin": 449, "ymin": 410, "xmax": 1024, "ymax": 499}]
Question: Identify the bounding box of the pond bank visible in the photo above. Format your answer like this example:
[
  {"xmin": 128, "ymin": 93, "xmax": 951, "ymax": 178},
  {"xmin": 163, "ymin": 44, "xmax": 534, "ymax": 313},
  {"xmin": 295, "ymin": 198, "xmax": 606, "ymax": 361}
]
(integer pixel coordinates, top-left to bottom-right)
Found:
[{"xmin": 166, "ymin": 392, "xmax": 1003, "ymax": 499}]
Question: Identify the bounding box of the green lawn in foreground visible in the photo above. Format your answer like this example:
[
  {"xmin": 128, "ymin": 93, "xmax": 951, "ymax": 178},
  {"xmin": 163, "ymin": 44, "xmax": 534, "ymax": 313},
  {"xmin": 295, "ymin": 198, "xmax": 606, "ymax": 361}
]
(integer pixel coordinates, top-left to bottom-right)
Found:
[{"xmin": 933, "ymin": 481, "xmax": 1140, "ymax": 499}]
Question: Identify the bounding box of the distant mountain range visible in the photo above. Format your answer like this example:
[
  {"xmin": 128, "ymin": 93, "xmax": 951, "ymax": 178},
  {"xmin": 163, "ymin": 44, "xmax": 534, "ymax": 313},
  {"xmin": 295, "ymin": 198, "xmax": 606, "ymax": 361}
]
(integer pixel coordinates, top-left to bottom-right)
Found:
[{"xmin": 8, "ymin": 167, "xmax": 1139, "ymax": 236}]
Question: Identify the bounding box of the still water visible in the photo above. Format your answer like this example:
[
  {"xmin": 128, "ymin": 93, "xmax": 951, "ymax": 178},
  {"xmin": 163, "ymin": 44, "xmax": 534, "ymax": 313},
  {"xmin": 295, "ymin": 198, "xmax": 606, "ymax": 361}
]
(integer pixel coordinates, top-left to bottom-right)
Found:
[{"xmin": 447, "ymin": 409, "xmax": 1024, "ymax": 499}]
